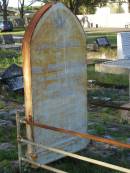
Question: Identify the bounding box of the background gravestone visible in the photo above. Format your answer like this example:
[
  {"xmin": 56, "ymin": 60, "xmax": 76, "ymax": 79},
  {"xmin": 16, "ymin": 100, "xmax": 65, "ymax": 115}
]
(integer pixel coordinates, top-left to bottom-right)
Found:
[
  {"xmin": 96, "ymin": 37, "xmax": 110, "ymax": 47},
  {"xmin": 117, "ymin": 32, "xmax": 130, "ymax": 59},
  {"xmin": 1, "ymin": 64, "xmax": 23, "ymax": 91},
  {"xmin": 1, "ymin": 35, "xmax": 15, "ymax": 45},
  {"xmin": 23, "ymin": 2, "xmax": 88, "ymax": 164}
]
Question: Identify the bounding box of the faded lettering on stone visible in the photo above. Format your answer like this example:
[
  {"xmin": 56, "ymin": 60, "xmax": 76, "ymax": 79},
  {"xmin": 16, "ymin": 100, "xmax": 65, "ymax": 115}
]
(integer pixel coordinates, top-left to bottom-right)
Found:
[
  {"xmin": 23, "ymin": 2, "xmax": 88, "ymax": 164},
  {"xmin": 36, "ymin": 40, "xmax": 81, "ymax": 51}
]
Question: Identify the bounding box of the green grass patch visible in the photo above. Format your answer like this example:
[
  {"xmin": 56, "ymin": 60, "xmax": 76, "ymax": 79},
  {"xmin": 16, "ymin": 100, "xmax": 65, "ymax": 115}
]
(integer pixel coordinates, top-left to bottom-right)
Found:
[
  {"xmin": 0, "ymin": 27, "xmax": 25, "ymax": 35},
  {"xmin": 86, "ymin": 32, "xmax": 117, "ymax": 46},
  {"xmin": 6, "ymin": 91, "xmax": 24, "ymax": 104},
  {"xmin": 0, "ymin": 150, "xmax": 17, "ymax": 162},
  {"xmin": 0, "ymin": 160, "xmax": 17, "ymax": 173},
  {"xmin": 23, "ymin": 158, "xmax": 121, "ymax": 173},
  {"xmin": 0, "ymin": 101, "xmax": 5, "ymax": 109},
  {"xmin": 0, "ymin": 50, "xmax": 19, "ymax": 59},
  {"xmin": 94, "ymin": 124, "xmax": 106, "ymax": 135},
  {"xmin": 87, "ymin": 65, "xmax": 128, "ymax": 87},
  {"xmin": 0, "ymin": 127, "xmax": 17, "ymax": 144},
  {"xmin": 0, "ymin": 55, "xmax": 22, "ymax": 69}
]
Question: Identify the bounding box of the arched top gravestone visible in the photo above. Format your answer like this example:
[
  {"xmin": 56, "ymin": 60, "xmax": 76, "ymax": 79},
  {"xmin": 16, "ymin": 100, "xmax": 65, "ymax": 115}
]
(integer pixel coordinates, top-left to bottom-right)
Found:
[{"xmin": 22, "ymin": 2, "xmax": 88, "ymax": 164}]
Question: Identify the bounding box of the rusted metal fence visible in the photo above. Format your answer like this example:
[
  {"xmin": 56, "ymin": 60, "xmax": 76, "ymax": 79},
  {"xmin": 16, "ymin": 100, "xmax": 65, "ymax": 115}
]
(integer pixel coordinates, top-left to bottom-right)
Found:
[{"xmin": 16, "ymin": 112, "xmax": 130, "ymax": 173}]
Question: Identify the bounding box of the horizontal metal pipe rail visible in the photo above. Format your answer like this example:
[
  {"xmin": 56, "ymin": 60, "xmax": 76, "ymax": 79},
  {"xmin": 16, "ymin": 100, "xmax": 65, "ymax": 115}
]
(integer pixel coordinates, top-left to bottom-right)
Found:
[
  {"xmin": 21, "ymin": 157, "xmax": 67, "ymax": 173},
  {"xmin": 22, "ymin": 119, "xmax": 130, "ymax": 149},
  {"xmin": 20, "ymin": 138, "xmax": 130, "ymax": 173},
  {"xmin": 17, "ymin": 117, "xmax": 130, "ymax": 173},
  {"xmin": 89, "ymin": 101, "xmax": 130, "ymax": 110}
]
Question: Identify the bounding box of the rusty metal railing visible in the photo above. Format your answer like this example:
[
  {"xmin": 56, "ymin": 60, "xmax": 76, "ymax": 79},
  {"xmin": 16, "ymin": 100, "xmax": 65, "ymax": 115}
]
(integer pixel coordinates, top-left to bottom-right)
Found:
[
  {"xmin": 16, "ymin": 113, "xmax": 130, "ymax": 173},
  {"xmin": 25, "ymin": 119, "xmax": 130, "ymax": 149},
  {"xmin": 89, "ymin": 100, "xmax": 130, "ymax": 111}
]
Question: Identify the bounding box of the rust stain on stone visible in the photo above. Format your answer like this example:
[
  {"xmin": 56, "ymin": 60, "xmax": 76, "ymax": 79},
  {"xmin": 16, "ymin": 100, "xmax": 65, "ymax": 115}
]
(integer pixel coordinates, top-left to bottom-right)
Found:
[{"xmin": 22, "ymin": 2, "xmax": 87, "ymax": 164}]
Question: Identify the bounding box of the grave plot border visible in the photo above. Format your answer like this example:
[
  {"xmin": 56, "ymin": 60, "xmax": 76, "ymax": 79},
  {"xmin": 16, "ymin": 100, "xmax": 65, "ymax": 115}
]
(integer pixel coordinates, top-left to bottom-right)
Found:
[
  {"xmin": 16, "ymin": 112, "xmax": 130, "ymax": 173},
  {"xmin": 19, "ymin": 2, "xmax": 130, "ymax": 173}
]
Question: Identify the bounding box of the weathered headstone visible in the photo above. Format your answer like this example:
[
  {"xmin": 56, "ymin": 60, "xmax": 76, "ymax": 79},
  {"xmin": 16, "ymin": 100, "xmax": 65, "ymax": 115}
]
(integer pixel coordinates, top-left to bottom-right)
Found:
[
  {"xmin": 0, "ymin": 34, "xmax": 21, "ymax": 51},
  {"xmin": 117, "ymin": 32, "xmax": 130, "ymax": 59},
  {"xmin": 23, "ymin": 2, "xmax": 88, "ymax": 164},
  {"xmin": 1, "ymin": 64, "xmax": 23, "ymax": 91},
  {"xmin": 1, "ymin": 35, "xmax": 15, "ymax": 45},
  {"xmin": 2, "ymin": 64, "xmax": 22, "ymax": 79}
]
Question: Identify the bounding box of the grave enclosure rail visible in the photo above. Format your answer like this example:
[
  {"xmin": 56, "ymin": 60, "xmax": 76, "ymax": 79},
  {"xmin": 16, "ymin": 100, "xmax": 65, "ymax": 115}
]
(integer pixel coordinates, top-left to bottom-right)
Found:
[
  {"xmin": 89, "ymin": 100, "xmax": 130, "ymax": 111},
  {"xmin": 16, "ymin": 113, "xmax": 130, "ymax": 173},
  {"xmin": 19, "ymin": 2, "xmax": 130, "ymax": 173}
]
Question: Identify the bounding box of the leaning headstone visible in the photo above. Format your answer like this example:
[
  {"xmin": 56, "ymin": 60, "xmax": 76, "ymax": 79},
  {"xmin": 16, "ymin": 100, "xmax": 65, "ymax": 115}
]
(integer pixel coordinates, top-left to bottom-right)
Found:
[
  {"xmin": 117, "ymin": 32, "xmax": 130, "ymax": 59},
  {"xmin": 23, "ymin": 2, "xmax": 88, "ymax": 164},
  {"xmin": 1, "ymin": 64, "xmax": 23, "ymax": 91},
  {"xmin": 1, "ymin": 34, "xmax": 15, "ymax": 45},
  {"xmin": 0, "ymin": 34, "xmax": 22, "ymax": 51},
  {"xmin": 96, "ymin": 36, "xmax": 110, "ymax": 47},
  {"xmin": 3, "ymin": 76, "xmax": 23, "ymax": 91},
  {"xmin": 2, "ymin": 64, "xmax": 22, "ymax": 79}
]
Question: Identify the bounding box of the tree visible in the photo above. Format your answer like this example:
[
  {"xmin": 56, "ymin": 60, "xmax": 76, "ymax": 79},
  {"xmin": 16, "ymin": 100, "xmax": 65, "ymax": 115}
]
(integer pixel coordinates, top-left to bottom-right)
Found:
[
  {"xmin": 18, "ymin": 0, "xmax": 111, "ymax": 18},
  {"xmin": 18, "ymin": 0, "xmax": 38, "ymax": 19},
  {"xmin": 127, "ymin": 0, "xmax": 130, "ymax": 12},
  {"xmin": 110, "ymin": 0, "xmax": 128, "ymax": 13},
  {"xmin": 0, "ymin": 0, "xmax": 9, "ymax": 21},
  {"xmin": 18, "ymin": 0, "xmax": 25, "ymax": 19},
  {"xmin": 40, "ymin": 0, "xmax": 108, "ymax": 14}
]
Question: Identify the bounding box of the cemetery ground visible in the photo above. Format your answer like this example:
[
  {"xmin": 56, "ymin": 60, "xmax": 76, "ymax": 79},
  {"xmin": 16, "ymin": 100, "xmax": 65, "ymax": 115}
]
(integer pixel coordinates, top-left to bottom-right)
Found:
[
  {"xmin": 0, "ymin": 30, "xmax": 130, "ymax": 172},
  {"xmin": 0, "ymin": 28, "xmax": 25, "ymax": 36}
]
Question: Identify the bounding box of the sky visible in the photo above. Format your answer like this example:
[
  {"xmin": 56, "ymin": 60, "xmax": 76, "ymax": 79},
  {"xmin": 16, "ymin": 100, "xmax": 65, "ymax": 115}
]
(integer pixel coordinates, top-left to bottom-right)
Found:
[
  {"xmin": 9, "ymin": 0, "xmax": 24, "ymax": 7},
  {"xmin": 8, "ymin": 0, "xmax": 32, "ymax": 7},
  {"xmin": 9, "ymin": 0, "xmax": 19, "ymax": 7}
]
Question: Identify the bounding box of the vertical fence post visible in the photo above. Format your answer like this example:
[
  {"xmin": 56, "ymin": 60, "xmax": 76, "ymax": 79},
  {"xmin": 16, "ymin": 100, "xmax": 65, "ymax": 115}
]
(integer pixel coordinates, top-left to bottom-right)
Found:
[{"xmin": 16, "ymin": 111, "xmax": 22, "ymax": 173}]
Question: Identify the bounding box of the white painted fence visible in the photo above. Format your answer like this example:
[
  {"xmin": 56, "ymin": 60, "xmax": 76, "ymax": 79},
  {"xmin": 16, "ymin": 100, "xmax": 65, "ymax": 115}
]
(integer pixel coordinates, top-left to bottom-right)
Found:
[{"xmin": 77, "ymin": 13, "xmax": 130, "ymax": 28}]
